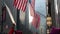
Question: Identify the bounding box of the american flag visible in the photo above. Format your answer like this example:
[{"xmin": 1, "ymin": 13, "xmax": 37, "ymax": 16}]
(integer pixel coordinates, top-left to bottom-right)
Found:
[
  {"xmin": 29, "ymin": 0, "xmax": 40, "ymax": 29},
  {"xmin": 32, "ymin": 13, "xmax": 40, "ymax": 29},
  {"xmin": 13, "ymin": 0, "xmax": 28, "ymax": 12},
  {"xmin": 29, "ymin": 0, "xmax": 35, "ymax": 16},
  {"xmin": 29, "ymin": 0, "xmax": 35, "ymax": 9}
]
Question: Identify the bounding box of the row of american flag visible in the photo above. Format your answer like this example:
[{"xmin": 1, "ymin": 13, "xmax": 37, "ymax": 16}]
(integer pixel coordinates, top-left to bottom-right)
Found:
[
  {"xmin": 13, "ymin": 0, "xmax": 35, "ymax": 12},
  {"xmin": 13, "ymin": 0, "xmax": 40, "ymax": 29}
]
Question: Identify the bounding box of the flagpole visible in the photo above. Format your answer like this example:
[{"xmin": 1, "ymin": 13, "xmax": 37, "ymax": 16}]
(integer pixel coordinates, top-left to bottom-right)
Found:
[{"xmin": 17, "ymin": 9, "xmax": 20, "ymax": 30}]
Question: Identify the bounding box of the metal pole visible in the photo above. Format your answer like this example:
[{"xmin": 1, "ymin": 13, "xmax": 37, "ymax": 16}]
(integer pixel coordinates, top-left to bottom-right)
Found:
[{"xmin": 17, "ymin": 9, "xmax": 20, "ymax": 30}]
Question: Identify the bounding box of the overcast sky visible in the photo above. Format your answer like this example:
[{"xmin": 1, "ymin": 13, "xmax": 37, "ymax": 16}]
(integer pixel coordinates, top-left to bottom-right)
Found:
[
  {"xmin": 35, "ymin": 0, "xmax": 46, "ymax": 33},
  {"xmin": 35, "ymin": 0, "xmax": 46, "ymax": 16}
]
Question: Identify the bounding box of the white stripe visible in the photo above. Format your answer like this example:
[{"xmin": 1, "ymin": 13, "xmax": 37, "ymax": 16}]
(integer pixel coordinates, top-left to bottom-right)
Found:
[
  {"xmin": 21, "ymin": 0, "xmax": 23, "ymax": 10},
  {"xmin": 17, "ymin": 0, "xmax": 20, "ymax": 9},
  {"xmin": 16, "ymin": 0, "xmax": 19, "ymax": 8},
  {"xmin": 18, "ymin": 1, "xmax": 20, "ymax": 9},
  {"xmin": 18, "ymin": 0, "xmax": 22, "ymax": 9},
  {"xmin": 22, "ymin": 0, "xmax": 25, "ymax": 11}
]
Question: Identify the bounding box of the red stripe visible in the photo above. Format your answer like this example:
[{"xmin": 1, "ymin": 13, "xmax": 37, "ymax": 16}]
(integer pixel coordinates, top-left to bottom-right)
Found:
[
  {"xmin": 22, "ymin": 0, "xmax": 27, "ymax": 11},
  {"xmin": 36, "ymin": 13, "xmax": 40, "ymax": 29},
  {"xmin": 18, "ymin": 0, "xmax": 21, "ymax": 9},
  {"xmin": 15, "ymin": 0, "xmax": 18, "ymax": 8},
  {"xmin": 31, "ymin": 0, "xmax": 35, "ymax": 9},
  {"xmin": 14, "ymin": 0, "xmax": 28, "ymax": 11},
  {"xmin": 32, "ymin": 13, "xmax": 40, "ymax": 29},
  {"xmin": 17, "ymin": 0, "xmax": 20, "ymax": 9},
  {"xmin": 30, "ymin": 0, "xmax": 35, "ymax": 15},
  {"xmin": 19, "ymin": 0, "xmax": 22, "ymax": 9},
  {"xmin": 21, "ymin": 0, "xmax": 24, "ymax": 10},
  {"xmin": 30, "ymin": 0, "xmax": 35, "ymax": 16},
  {"xmin": 23, "ymin": 3, "xmax": 26, "ymax": 11},
  {"xmin": 30, "ymin": 4, "xmax": 35, "ymax": 16},
  {"xmin": 21, "ymin": 0, "xmax": 25, "ymax": 11},
  {"xmin": 16, "ymin": 0, "xmax": 19, "ymax": 8},
  {"xmin": 14, "ymin": 0, "xmax": 17, "ymax": 8},
  {"xmin": 30, "ymin": 0, "xmax": 40, "ymax": 29},
  {"xmin": 21, "ymin": 0, "xmax": 23, "ymax": 10}
]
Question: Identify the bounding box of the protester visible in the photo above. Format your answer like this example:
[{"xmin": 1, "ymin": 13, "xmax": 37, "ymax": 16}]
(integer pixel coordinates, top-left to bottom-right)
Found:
[{"xmin": 8, "ymin": 24, "xmax": 22, "ymax": 34}]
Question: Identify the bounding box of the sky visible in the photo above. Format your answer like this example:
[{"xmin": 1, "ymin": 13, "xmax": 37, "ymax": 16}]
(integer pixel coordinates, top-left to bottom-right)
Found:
[
  {"xmin": 35, "ymin": 0, "xmax": 47, "ymax": 34},
  {"xmin": 35, "ymin": 0, "xmax": 46, "ymax": 16}
]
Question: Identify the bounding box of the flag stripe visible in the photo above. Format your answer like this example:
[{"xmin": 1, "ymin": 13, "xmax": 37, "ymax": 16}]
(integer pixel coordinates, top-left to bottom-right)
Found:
[
  {"xmin": 18, "ymin": 0, "xmax": 21, "ymax": 9},
  {"xmin": 22, "ymin": 0, "xmax": 25, "ymax": 11},
  {"xmin": 32, "ymin": 13, "xmax": 40, "ymax": 29},
  {"xmin": 16, "ymin": 0, "xmax": 20, "ymax": 8},
  {"xmin": 29, "ymin": 0, "xmax": 35, "ymax": 16},
  {"xmin": 23, "ymin": 0, "xmax": 27, "ymax": 11},
  {"xmin": 14, "ymin": 0, "xmax": 18, "ymax": 8},
  {"xmin": 20, "ymin": 0, "xmax": 22, "ymax": 10},
  {"xmin": 29, "ymin": 0, "xmax": 35, "ymax": 9},
  {"xmin": 18, "ymin": 0, "xmax": 22, "ymax": 9},
  {"xmin": 14, "ymin": 0, "xmax": 28, "ymax": 12},
  {"xmin": 17, "ymin": 0, "xmax": 20, "ymax": 9},
  {"xmin": 29, "ymin": 0, "xmax": 40, "ymax": 29}
]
